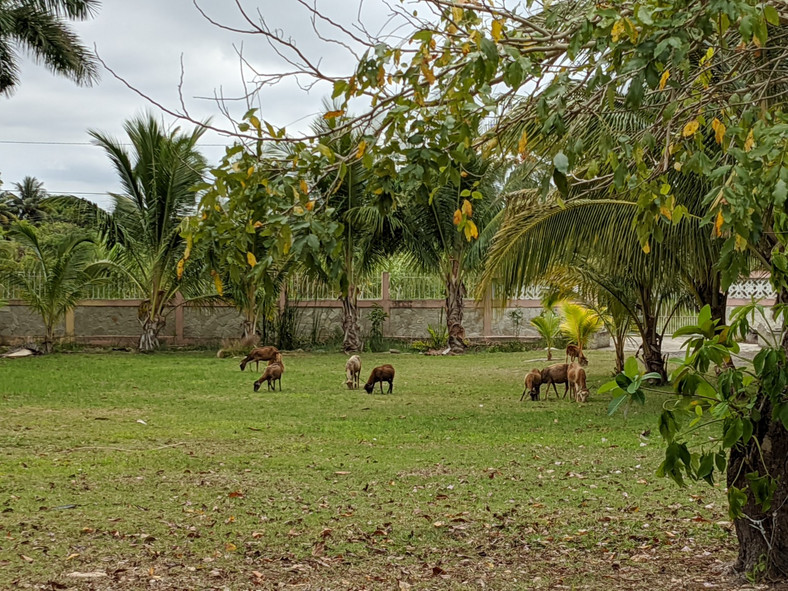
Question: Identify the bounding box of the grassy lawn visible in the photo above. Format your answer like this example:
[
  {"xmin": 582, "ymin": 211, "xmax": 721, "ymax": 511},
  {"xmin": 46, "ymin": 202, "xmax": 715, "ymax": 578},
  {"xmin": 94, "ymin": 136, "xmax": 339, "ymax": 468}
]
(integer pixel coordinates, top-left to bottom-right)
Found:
[{"xmin": 0, "ymin": 350, "xmax": 741, "ymax": 590}]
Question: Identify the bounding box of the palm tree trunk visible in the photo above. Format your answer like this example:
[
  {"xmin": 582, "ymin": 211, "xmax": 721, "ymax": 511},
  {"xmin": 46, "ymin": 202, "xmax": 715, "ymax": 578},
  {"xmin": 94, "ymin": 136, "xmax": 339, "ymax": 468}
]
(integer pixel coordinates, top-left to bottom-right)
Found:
[
  {"xmin": 139, "ymin": 315, "xmax": 165, "ymax": 353},
  {"xmin": 341, "ymin": 287, "xmax": 362, "ymax": 353},
  {"xmin": 640, "ymin": 310, "xmax": 667, "ymax": 384},
  {"xmin": 727, "ymin": 287, "xmax": 788, "ymax": 581},
  {"xmin": 613, "ymin": 329, "xmax": 626, "ymax": 374},
  {"xmin": 43, "ymin": 323, "xmax": 55, "ymax": 354},
  {"xmin": 445, "ymin": 260, "xmax": 466, "ymax": 354}
]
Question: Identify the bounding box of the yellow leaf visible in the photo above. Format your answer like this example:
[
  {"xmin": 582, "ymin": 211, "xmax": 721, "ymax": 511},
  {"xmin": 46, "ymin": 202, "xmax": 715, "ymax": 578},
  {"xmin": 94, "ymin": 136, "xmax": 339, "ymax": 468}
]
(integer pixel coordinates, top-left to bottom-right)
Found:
[
  {"xmin": 300, "ymin": 179, "xmax": 308, "ymax": 194},
  {"xmin": 611, "ymin": 19, "xmax": 627, "ymax": 43},
  {"xmin": 659, "ymin": 69, "xmax": 670, "ymax": 90},
  {"xmin": 463, "ymin": 223, "xmax": 472, "ymax": 241},
  {"xmin": 176, "ymin": 259, "xmax": 185, "ymax": 280},
  {"xmin": 673, "ymin": 162, "xmax": 682, "ymax": 171},
  {"xmin": 462, "ymin": 199, "xmax": 473, "ymax": 217},
  {"xmin": 356, "ymin": 140, "xmax": 367, "ymax": 159},
  {"xmin": 660, "ymin": 207, "xmax": 672, "ymax": 220},
  {"xmin": 248, "ymin": 115, "xmax": 261, "ymax": 131},
  {"xmin": 744, "ymin": 129, "xmax": 754, "ymax": 152},
  {"xmin": 714, "ymin": 211, "xmax": 724, "ymax": 237},
  {"xmin": 518, "ymin": 129, "xmax": 528, "ymax": 157},
  {"xmin": 247, "ymin": 252, "xmax": 257, "ymax": 268},
  {"xmin": 377, "ymin": 65, "xmax": 385, "ymax": 87},
  {"xmin": 421, "ymin": 63, "xmax": 436, "ymax": 84},
  {"xmin": 66, "ymin": 553, "xmax": 80, "ymax": 561},
  {"xmin": 452, "ymin": 6, "xmax": 464, "ymax": 23},
  {"xmin": 213, "ymin": 274, "xmax": 224, "ymax": 296},
  {"xmin": 225, "ymin": 542, "xmax": 237, "ymax": 552},
  {"xmin": 461, "ymin": 43, "xmax": 470, "ymax": 55},
  {"xmin": 253, "ymin": 220, "xmax": 263, "ymax": 229},
  {"xmin": 711, "ymin": 118, "xmax": 726, "ymax": 145},
  {"xmin": 453, "ymin": 209, "xmax": 462, "ymax": 226},
  {"xmin": 468, "ymin": 220, "xmax": 479, "ymax": 240},
  {"xmin": 682, "ymin": 119, "xmax": 699, "ymax": 137},
  {"xmin": 323, "ymin": 110, "xmax": 344, "ymax": 120},
  {"xmin": 642, "ymin": 242, "xmax": 650, "ymax": 254},
  {"xmin": 492, "ymin": 20, "xmax": 503, "ymax": 42},
  {"xmin": 735, "ymin": 234, "xmax": 748, "ymax": 251},
  {"xmin": 306, "ymin": 200, "xmax": 315, "ymax": 211},
  {"xmin": 183, "ymin": 235, "xmax": 193, "ymax": 261}
]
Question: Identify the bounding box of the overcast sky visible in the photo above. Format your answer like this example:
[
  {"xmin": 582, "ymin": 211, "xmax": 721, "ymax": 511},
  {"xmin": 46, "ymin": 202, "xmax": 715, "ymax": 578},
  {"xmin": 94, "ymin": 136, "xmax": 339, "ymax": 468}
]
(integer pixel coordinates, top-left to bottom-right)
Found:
[{"xmin": 0, "ymin": 1, "xmax": 402, "ymax": 209}]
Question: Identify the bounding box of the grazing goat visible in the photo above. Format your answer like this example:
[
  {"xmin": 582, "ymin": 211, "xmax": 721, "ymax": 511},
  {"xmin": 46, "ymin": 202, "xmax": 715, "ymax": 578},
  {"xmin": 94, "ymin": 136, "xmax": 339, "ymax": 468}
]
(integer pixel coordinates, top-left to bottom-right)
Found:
[
  {"xmin": 345, "ymin": 355, "xmax": 362, "ymax": 390},
  {"xmin": 253, "ymin": 354, "xmax": 284, "ymax": 392},
  {"xmin": 540, "ymin": 363, "xmax": 570, "ymax": 399},
  {"xmin": 240, "ymin": 346, "xmax": 280, "ymax": 371},
  {"xmin": 521, "ymin": 368, "xmax": 542, "ymax": 402},
  {"xmin": 567, "ymin": 362, "xmax": 589, "ymax": 402},
  {"xmin": 565, "ymin": 344, "xmax": 588, "ymax": 366},
  {"xmin": 364, "ymin": 364, "xmax": 395, "ymax": 394}
]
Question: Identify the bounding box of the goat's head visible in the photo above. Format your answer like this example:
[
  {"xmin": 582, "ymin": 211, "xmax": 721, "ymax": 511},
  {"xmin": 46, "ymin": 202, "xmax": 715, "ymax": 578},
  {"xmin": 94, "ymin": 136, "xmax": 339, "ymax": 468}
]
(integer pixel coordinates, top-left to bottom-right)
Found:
[
  {"xmin": 364, "ymin": 383, "xmax": 374, "ymax": 394},
  {"xmin": 576, "ymin": 388, "xmax": 589, "ymax": 403},
  {"xmin": 253, "ymin": 381, "xmax": 262, "ymax": 392}
]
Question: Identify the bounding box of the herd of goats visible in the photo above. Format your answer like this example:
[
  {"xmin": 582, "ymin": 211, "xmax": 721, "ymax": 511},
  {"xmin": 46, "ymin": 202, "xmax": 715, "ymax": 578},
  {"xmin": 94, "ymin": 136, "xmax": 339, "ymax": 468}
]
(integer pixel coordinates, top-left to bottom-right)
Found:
[{"xmin": 237, "ymin": 343, "xmax": 590, "ymax": 402}]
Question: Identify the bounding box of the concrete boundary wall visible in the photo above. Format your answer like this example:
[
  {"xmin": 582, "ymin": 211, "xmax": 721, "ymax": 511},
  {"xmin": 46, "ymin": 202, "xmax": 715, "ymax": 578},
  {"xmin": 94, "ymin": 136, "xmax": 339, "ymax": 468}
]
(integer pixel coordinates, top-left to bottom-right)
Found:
[{"xmin": 0, "ymin": 270, "xmax": 777, "ymax": 347}]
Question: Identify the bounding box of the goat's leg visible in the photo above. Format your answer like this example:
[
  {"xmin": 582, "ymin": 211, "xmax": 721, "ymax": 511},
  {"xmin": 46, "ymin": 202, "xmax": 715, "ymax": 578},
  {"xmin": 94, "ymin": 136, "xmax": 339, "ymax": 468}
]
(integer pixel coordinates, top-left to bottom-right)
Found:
[
  {"xmin": 388, "ymin": 380, "xmax": 393, "ymax": 394},
  {"xmin": 520, "ymin": 388, "xmax": 527, "ymax": 402}
]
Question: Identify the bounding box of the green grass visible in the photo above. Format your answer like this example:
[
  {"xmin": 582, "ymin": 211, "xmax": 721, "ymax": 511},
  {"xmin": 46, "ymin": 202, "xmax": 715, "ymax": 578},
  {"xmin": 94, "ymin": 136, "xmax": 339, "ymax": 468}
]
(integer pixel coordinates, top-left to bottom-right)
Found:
[{"xmin": 0, "ymin": 350, "xmax": 736, "ymax": 589}]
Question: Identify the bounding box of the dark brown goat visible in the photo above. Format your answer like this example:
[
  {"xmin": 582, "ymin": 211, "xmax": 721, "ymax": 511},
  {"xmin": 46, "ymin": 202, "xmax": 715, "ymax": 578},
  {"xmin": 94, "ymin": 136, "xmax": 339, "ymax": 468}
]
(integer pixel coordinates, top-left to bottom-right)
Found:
[
  {"xmin": 364, "ymin": 364, "xmax": 395, "ymax": 394},
  {"xmin": 540, "ymin": 363, "xmax": 570, "ymax": 399},
  {"xmin": 254, "ymin": 354, "xmax": 284, "ymax": 392},
  {"xmin": 240, "ymin": 346, "xmax": 280, "ymax": 371},
  {"xmin": 521, "ymin": 368, "xmax": 542, "ymax": 401}
]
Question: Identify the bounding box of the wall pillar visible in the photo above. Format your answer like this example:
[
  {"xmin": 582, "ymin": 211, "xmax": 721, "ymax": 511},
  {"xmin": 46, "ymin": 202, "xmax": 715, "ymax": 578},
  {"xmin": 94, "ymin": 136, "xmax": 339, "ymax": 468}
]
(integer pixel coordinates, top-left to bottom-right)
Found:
[
  {"xmin": 65, "ymin": 308, "xmax": 75, "ymax": 343},
  {"xmin": 381, "ymin": 272, "xmax": 391, "ymax": 337},
  {"xmin": 482, "ymin": 288, "xmax": 493, "ymax": 339}
]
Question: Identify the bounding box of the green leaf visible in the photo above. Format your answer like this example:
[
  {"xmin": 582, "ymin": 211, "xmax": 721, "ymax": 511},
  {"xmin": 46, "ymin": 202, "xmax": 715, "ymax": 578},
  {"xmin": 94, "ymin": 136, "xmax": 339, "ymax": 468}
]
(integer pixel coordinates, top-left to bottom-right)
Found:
[
  {"xmin": 636, "ymin": 6, "xmax": 653, "ymax": 25},
  {"xmin": 624, "ymin": 357, "xmax": 639, "ymax": 378},
  {"xmin": 722, "ymin": 418, "xmax": 743, "ymax": 448},
  {"xmin": 598, "ymin": 379, "xmax": 620, "ymax": 394},
  {"xmin": 553, "ymin": 152, "xmax": 569, "ymax": 174},
  {"xmin": 728, "ymin": 486, "xmax": 748, "ymax": 519},
  {"xmin": 764, "ymin": 5, "xmax": 779, "ymax": 26},
  {"xmin": 607, "ymin": 393, "xmax": 628, "ymax": 416}
]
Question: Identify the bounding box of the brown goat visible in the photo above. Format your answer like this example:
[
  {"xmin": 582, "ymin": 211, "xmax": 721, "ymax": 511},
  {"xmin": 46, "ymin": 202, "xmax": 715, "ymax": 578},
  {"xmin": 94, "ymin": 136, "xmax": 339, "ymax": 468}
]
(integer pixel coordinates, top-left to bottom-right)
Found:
[
  {"xmin": 567, "ymin": 362, "xmax": 589, "ymax": 402},
  {"xmin": 521, "ymin": 368, "xmax": 542, "ymax": 401},
  {"xmin": 540, "ymin": 363, "xmax": 570, "ymax": 399},
  {"xmin": 565, "ymin": 344, "xmax": 588, "ymax": 366},
  {"xmin": 254, "ymin": 354, "xmax": 284, "ymax": 392},
  {"xmin": 240, "ymin": 346, "xmax": 280, "ymax": 371},
  {"xmin": 364, "ymin": 364, "xmax": 395, "ymax": 394},
  {"xmin": 345, "ymin": 355, "xmax": 362, "ymax": 389}
]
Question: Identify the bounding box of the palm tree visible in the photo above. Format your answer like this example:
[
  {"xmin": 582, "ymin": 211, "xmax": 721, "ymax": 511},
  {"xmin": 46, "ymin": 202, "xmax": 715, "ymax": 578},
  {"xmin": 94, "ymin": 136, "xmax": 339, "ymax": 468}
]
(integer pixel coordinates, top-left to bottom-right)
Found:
[
  {"xmin": 558, "ymin": 301, "xmax": 604, "ymax": 355},
  {"xmin": 0, "ymin": 0, "xmax": 99, "ymax": 95},
  {"xmin": 0, "ymin": 221, "xmax": 110, "ymax": 353},
  {"xmin": 4, "ymin": 176, "xmax": 48, "ymax": 222},
  {"xmin": 530, "ymin": 309, "xmax": 561, "ymax": 360},
  {"xmin": 300, "ymin": 112, "xmax": 401, "ymax": 353},
  {"xmin": 80, "ymin": 113, "xmax": 208, "ymax": 351},
  {"xmin": 401, "ymin": 155, "xmax": 505, "ymax": 354}
]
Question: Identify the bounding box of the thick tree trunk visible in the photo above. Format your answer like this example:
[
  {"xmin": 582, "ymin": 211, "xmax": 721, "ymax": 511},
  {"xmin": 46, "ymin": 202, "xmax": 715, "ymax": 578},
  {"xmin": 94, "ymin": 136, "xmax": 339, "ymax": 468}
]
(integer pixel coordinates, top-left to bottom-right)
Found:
[
  {"xmin": 640, "ymin": 310, "xmax": 667, "ymax": 383},
  {"xmin": 139, "ymin": 316, "xmax": 166, "ymax": 353},
  {"xmin": 727, "ymin": 287, "xmax": 788, "ymax": 581},
  {"xmin": 728, "ymin": 396, "xmax": 788, "ymax": 580},
  {"xmin": 445, "ymin": 262, "xmax": 466, "ymax": 354},
  {"xmin": 341, "ymin": 288, "xmax": 362, "ymax": 354},
  {"xmin": 697, "ymin": 283, "xmax": 728, "ymax": 327}
]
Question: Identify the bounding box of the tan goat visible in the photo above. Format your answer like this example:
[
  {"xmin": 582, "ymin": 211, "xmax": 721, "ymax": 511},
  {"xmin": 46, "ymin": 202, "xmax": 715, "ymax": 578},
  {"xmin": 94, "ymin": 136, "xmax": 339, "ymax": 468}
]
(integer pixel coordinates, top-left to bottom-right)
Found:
[
  {"xmin": 521, "ymin": 368, "xmax": 542, "ymax": 401},
  {"xmin": 345, "ymin": 355, "xmax": 362, "ymax": 389},
  {"xmin": 565, "ymin": 344, "xmax": 589, "ymax": 366},
  {"xmin": 567, "ymin": 362, "xmax": 589, "ymax": 402}
]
